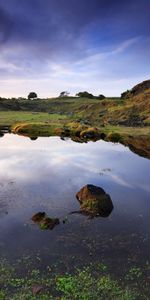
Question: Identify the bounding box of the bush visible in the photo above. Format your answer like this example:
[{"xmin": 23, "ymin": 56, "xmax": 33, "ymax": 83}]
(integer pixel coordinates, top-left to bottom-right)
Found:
[
  {"xmin": 76, "ymin": 91, "xmax": 94, "ymax": 99},
  {"xmin": 97, "ymin": 94, "xmax": 105, "ymax": 100}
]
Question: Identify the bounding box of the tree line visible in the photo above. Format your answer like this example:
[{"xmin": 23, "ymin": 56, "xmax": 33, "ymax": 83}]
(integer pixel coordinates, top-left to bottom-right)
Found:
[
  {"xmin": 27, "ymin": 91, "xmax": 105, "ymax": 100},
  {"xmin": 0, "ymin": 91, "xmax": 106, "ymax": 101}
]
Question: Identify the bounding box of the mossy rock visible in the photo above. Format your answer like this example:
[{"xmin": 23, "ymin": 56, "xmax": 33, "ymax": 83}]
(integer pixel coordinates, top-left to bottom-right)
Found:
[
  {"xmin": 32, "ymin": 212, "xmax": 60, "ymax": 230},
  {"xmin": 107, "ymin": 132, "xmax": 122, "ymax": 143},
  {"xmin": 76, "ymin": 184, "xmax": 113, "ymax": 217},
  {"xmin": 40, "ymin": 217, "xmax": 59, "ymax": 230},
  {"xmin": 32, "ymin": 212, "xmax": 46, "ymax": 222},
  {"xmin": 54, "ymin": 127, "xmax": 65, "ymax": 136},
  {"xmin": 80, "ymin": 127, "xmax": 100, "ymax": 139}
]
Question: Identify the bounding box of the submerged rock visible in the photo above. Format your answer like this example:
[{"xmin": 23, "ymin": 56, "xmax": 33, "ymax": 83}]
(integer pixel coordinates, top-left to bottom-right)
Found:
[
  {"xmin": 40, "ymin": 217, "xmax": 60, "ymax": 230},
  {"xmin": 32, "ymin": 212, "xmax": 46, "ymax": 222},
  {"xmin": 32, "ymin": 212, "xmax": 59, "ymax": 230},
  {"xmin": 32, "ymin": 285, "xmax": 43, "ymax": 295},
  {"xmin": 76, "ymin": 184, "xmax": 113, "ymax": 217}
]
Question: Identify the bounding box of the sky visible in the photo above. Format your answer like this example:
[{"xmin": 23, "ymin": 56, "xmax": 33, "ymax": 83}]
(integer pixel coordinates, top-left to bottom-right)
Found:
[{"xmin": 0, "ymin": 0, "xmax": 150, "ymax": 98}]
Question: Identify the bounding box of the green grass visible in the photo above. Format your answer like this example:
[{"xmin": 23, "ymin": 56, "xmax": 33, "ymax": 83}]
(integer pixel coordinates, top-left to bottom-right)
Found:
[
  {"xmin": 0, "ymin": 88, "xmax": 150, "ymax": 128},
  {"xmin": 56, "ymin": 271, "xmax": 136, "ymax": 300},
  {"xmin": 0, "ymin": 111, "xmax": 69, "ymax": 127},
  {"xmin": 0, "ymin": 111, "xmax": 150, "ymax": 137}
]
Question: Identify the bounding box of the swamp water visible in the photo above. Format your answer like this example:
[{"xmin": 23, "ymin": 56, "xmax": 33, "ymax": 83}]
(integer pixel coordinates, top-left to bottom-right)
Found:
[{"xmin": 0, "ymin": 134, "xmax": 150, "ymax": 298}]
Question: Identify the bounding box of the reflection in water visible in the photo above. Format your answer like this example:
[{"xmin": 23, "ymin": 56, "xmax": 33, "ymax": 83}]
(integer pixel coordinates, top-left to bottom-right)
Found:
[
  {"xmin": 30, "ymin": 136, "xmax": 38, "ymax": 141},
  {"xmin": 0, "ymin": 132, "xmax": 4, "ymax": 138},
  {"xmin": 0, "ymin": 134, "xmax": 150, "ymax": 273},
  {"xmin": 1, "ymin": 130, "xmax": 150, "ymax": 159}
]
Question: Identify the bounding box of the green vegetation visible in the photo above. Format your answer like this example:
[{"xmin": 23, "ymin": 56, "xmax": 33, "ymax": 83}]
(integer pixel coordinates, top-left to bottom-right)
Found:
[
  {"xmin": 0, "ymin": 80, "xmax": 150, "ymax": 158},
  {"xmin": 56, "ymin": 271, "xmax": 134, "ymax": 300},
  {"xmin": 0, "ymin": 110, "xmax": 150, "ymax": 158},
  {"xmin": 0, "ymin": 111, "xmax": 68, "ymax": 127},
  {"xmin": 0, "ymin": 258, "xmax": 149, "ymax": 300},
  {"xmin": 76, "ymin": 91, "xmax": 95, "ymax": 98},
  {"xmin": 28, "ymin": 92, "xmax": 38, "ymax": 100}
]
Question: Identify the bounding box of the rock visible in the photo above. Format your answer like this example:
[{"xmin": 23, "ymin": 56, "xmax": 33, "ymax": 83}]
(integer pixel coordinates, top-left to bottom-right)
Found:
[
  {"xmin": 121, "ymin": 79, "xmax": 150, "ymax": 98},
  {"xmin": 107, "ymin": 132, "xmax": 122, "ymax": 143},
  {"xmin": 32, "ymin": 285, "xmax": 43, "ymax": 295},
  {"xmin": 80, "ymin": 127, "xmax": 100, "ymax": 140},
  {"xmin": 62, "ymin": 217, "xmax": 69, "ymax": 224},
  {"xmin": 80, "ymin": 119, "xmax": 91, "ymax": 125},
  {"xmin": 76, "ymin": 184, "xmax": 113, "ymax": 217},
  {"xmin": 40, "ymin": 217, "xmax": 60, "ymax": 230},
  {"xmin": 32, "ymin": 212, "xmax": 60, "ymax": 230},
  {"xmin": 32, "ymin": 212, "xmax": 46, "ymax": 222},
  {"xmin": 55, "ymin": 127, "xmax": 64, "ymax": 136},
  {"xmin": 131, "ymin": 80, "xmax": 150, "ymax": 96},
  {"xmin": 67, "ymin": 112, "xmax": 73, "ymax": 117},
  {"xmin": 100, "ymin": 132, "xmax": 106, "ymax": 140}
]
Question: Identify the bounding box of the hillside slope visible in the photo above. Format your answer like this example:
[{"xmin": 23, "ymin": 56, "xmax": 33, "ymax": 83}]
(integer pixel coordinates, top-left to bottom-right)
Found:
[
  {"xmin": 0, "ymin": 80, "xmax": 150, "ymax": 127},
  {"xmin": 104, "ymin": 80, "xmax": 150, "ymax": 126}
]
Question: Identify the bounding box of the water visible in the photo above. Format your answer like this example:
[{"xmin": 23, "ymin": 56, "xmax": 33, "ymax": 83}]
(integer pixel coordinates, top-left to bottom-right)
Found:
[{"xmin": 0, "ymin": 134, "xmax": 150, "ymax": 274}]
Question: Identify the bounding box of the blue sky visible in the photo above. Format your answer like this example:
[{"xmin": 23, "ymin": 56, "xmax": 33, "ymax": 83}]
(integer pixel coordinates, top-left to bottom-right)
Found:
[{"xmin": 0, "ymin": 0, "xmax": 149, "ymax": 97}]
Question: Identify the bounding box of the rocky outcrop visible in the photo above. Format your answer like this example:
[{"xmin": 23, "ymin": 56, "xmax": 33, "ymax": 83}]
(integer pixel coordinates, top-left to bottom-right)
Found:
[
  {"xmin": 131, "ymin": 80, "xmax": 150, "ymax": 96},
  {"xmin": 76, "ymin": 184, "xmax": 113, "ymax": 217},
  {"xmin": 121, "ymin": 79, "xmax": 150, "ymax": 98}
]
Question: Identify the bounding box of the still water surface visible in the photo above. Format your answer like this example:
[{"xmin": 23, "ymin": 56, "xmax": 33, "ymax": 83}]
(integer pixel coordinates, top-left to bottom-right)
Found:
[{"xmin": 0, "ymin": 134, "xmax": 150, "ymax": 272}]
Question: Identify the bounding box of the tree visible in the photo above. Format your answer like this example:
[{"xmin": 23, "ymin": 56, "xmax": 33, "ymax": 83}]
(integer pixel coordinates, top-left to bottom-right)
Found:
[
  {"xmin": 97, "ymin": 94, "xmax": 105, "ymax": 100},
  {"xmin": 59, "ymin": 91, "xmax": 70, "ymax": 98},
  {"xmin": 76, "ymin": 91, "xmax": 94, "ymax": 99},
  {"xmin": 28, "ymin": 92, "xmax": 38, "ymax": 100}
]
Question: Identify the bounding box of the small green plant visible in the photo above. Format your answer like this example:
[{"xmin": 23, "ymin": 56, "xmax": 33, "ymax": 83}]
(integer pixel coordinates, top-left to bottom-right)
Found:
[
  {"xmin": 0, "ymin": 291, "xmax": 6, "ymax": 300},
  {"xmin": 126, "ymin": 267, "xmax": 142, "ymax": 280},
  {"xmin": 97, "ymin": 263, "xmax": 107, "ymax": 272},
  {"xmin": 0, "ymin": 258, "xmax": 147, "ymax": 300},
  {"xmin": 56, "ymin": 269, "xmax": 137, "ymax": 300}
]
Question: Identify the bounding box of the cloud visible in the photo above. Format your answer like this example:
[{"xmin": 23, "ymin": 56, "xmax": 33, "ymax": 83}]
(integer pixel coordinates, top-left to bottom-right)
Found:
[
  {"xmin": 0, "ymin": 0, "xmax": 149, "ymax": 54},
  {"xmin": 75, "ymin": 37, "xmax": 141, "ymax": 67},
  {"xmin": 0, "ymin": 0, "xmax": 149, "ymax": 96},
  {"xmin": 0, "ymin": 7, "xmax": 14, "ymax": 45}
]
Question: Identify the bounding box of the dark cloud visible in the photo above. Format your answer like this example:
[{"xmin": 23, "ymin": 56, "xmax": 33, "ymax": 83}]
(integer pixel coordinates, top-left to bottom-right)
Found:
[
  {"xmin": 0, "ymin": 0, "xmax": 149, "ymax": 52},
  {"xmin": 0, "ymin": 7, "xmax": 14, "ymax": 44},
  {"xmin": 0, "ymin": 0, "xmax": 149, "ymax": 93}
]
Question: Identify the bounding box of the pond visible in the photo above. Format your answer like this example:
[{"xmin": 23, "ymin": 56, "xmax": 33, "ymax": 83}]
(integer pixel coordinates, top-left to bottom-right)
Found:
[{"xmin": 0, "ymin": 134, "xmax": 150, "ymax": 296}]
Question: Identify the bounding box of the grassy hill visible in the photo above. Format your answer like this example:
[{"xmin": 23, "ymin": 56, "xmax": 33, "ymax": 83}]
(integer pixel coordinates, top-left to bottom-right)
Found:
[{"xmin": 0, "ymin": 80, "xmax": 150, "ymax": 127}]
